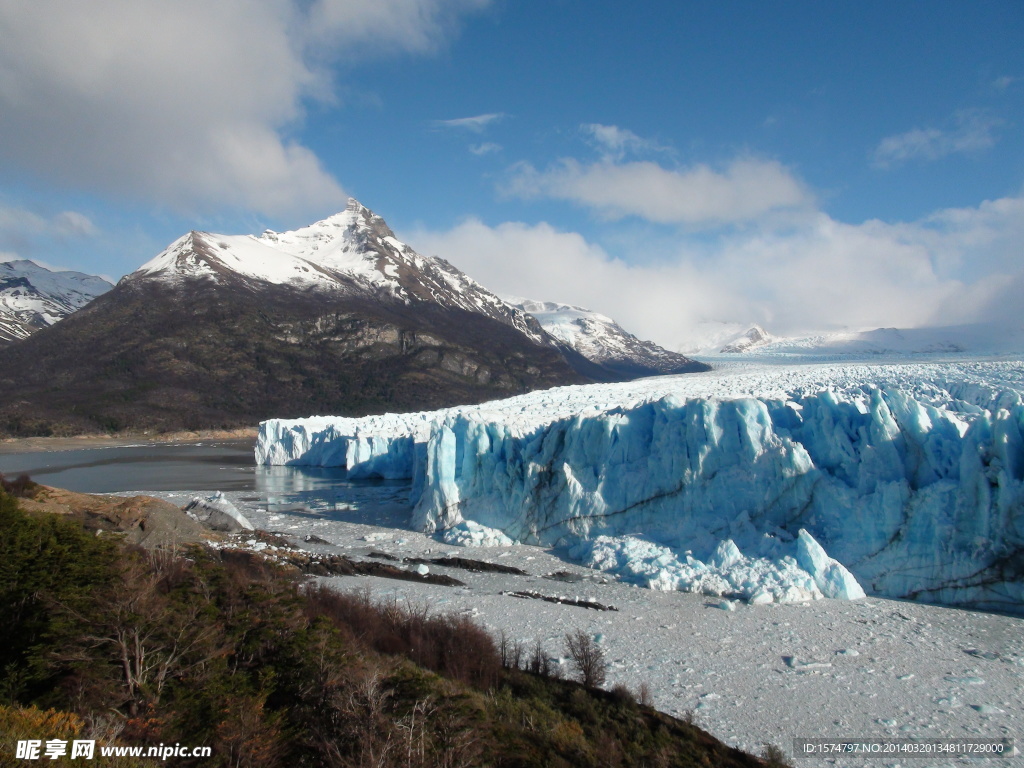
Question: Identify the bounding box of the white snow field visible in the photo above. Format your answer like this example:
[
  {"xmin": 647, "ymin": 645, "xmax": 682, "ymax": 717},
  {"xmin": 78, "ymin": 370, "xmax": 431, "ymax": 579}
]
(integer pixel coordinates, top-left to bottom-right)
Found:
[
  {"xmin": 133, "ymin": 485, "xmax": 1023, "ymax": 768},
  {"xmin": 257, "ymin": 360, "xmax": 1024, "ymax": 614}
]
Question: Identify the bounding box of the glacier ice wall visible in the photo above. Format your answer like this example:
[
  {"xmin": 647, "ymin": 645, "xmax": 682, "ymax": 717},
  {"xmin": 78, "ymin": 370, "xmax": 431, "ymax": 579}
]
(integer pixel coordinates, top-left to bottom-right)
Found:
[{"xmin": 257, "ymin": 367, "xmax": 1024, "ymax": 612}]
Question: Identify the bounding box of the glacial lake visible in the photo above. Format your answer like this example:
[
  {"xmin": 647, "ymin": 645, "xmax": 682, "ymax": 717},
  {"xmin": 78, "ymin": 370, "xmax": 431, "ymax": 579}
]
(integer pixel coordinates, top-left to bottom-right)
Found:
[{"xmin": 0, "ymin": 439, "xmax": 350, "ymax": 498}]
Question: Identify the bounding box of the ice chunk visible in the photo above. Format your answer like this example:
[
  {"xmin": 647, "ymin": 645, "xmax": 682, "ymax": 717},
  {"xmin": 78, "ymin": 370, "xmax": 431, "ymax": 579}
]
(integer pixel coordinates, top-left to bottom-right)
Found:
[
  {"xmin": 570, "ymin": 535, "xmax": 827, "ymax": 604},
  {"xmin": 184, "ymin": 491, "xmax": 254, "ymax": 533},
  {"xmin": 441, "ymin": 520, "xmax": 515, "ymax": 547},
  {"xmin": 709, "ymin": 539, "xmax": 744, "ymax": 569},
  {"xmin": 795, "ymin": 529, "xmax": 866, "ymax": 600}
]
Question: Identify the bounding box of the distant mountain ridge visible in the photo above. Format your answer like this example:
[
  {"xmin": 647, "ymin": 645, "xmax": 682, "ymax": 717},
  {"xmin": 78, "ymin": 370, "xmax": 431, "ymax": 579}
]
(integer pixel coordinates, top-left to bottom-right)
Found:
[
  {"xmin": 508, "ymin": 298, "xmax": 708, "ymax": 380},
  {"xmin": 0, "ymin": 259, "xmax": 112, "ymax": 344},
  {"xmin": 691, "ymin": 322, "xmax": 1024, "ymax": 360}
]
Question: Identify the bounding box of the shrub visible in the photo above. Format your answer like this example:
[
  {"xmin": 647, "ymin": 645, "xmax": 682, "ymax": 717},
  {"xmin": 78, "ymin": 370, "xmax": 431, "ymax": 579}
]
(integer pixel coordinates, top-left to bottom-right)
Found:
[
  {"xmin": 564, "ymin": 629, "xmax": 607, "ymax": 689},
  {"xmin": 609, "ymin": 683, "xmax": 636, "ymax": 708},
  {"xmin": 0, "ymin": 489, "xmax": 119, "ymax": 686},
  {"xmin": 762, "ymin": 742, "xmax": 795, "ymax": 767},
  {"xmin": 0, "ymin": 472, "xmax": 38, "ymax": 497},
  {"xmin": 528, "ymin": 639, "xmax": 554, "ymax": 677},
  {"xmin": 302, "ymin": 584, "xmax": 502, "ymax": 690}
]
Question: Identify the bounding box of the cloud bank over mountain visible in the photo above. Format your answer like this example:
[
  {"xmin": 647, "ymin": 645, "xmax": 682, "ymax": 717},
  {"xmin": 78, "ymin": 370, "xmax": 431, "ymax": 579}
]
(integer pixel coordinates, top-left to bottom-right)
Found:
[
  {"xmin": 0, "ymin": 0, "xmax": 488, "ymax": 218},
  {"xmin": 412, "ymin": 162, "xmax": 1024, "ymax": 349}
]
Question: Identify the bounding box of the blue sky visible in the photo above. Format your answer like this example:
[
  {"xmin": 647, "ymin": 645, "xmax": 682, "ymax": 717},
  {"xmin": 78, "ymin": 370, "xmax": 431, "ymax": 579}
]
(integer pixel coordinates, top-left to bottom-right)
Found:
[{"xmin": 1, "ymin": 1, "xmax": 1022, "ymax": 348}]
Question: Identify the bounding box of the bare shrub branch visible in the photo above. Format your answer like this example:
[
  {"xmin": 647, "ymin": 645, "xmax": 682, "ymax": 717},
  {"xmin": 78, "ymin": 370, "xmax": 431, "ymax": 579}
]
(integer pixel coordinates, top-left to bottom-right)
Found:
[{"xmin": 563, "ymin": 629, "xmax": 607, "ymax": 688}]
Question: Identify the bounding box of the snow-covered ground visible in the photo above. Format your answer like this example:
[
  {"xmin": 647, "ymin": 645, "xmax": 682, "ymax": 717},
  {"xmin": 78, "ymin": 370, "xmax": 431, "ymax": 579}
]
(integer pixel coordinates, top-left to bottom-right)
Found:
[{"xmin": 131, "ymin": 484, "xmax": 1023, "ymax": 768}]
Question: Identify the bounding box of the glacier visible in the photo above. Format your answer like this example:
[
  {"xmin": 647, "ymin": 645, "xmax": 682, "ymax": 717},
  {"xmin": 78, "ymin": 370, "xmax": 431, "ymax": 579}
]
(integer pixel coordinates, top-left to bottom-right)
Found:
[{"xmin": 256, "ymin": 361, "xmax": 1024, "ymax": 613}]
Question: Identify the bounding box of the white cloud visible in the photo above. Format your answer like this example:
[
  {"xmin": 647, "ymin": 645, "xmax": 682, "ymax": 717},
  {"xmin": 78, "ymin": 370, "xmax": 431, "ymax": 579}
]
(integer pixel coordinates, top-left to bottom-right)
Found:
[
  {"xmin": 0, "ymin": 0, "xmax": 488, "ymax": 219},
  {"xmin": 0, "ymin": 206, "xmax": 98, "ymax": 243},
  {"xmin": 433, "ymin": 113, "xmax": 506, "ymax": 132},
  {"xmin": 505, "ymin": 156, "xmax": 814, "ymax": 227},
  {"xmin": 53, "ymin": 211, "xmax": 99, "ymax": 238},
  {"xmin": 580, "ymin": 123, "xmax": 670, "ymax": 161},
  {"xmin": 0, "ymin": 205, "xmax": 99, "ymax": 265},
  {"xmin": 991, "ymin": 75, "xmax": 1016, "ymax": 92},
  {"xmin": 410, "ymin": 218, "xmax": 621, "ymax": 303},
  {"xmin": 406, "ymin": 194, "xmax": 1024, "ymax": 351},
  {"xmin": 0, "ymin": 207, "xmax": 47, "ymax": 237},
  {"xmin": 306, "ymin": 0, "xmax": 489, "ymax": 56},
  {"xmin": 469, "ymin": 142, "xmax": 502, "ymax": 156},
  {"xmin": 872, "ymin": 110, "xmax": 1002, "ymax": 168}
]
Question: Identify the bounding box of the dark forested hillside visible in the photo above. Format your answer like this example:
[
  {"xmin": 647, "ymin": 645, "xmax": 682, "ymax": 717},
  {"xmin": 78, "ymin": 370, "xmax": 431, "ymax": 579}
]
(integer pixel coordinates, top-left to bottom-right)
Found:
[{"xmin": 0, "ymin": 277, "xmax": 584, "ymax": 437}]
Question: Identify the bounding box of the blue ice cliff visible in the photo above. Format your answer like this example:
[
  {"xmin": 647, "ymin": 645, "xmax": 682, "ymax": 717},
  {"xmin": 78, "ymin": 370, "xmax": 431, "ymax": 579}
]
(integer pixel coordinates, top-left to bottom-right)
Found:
[{"xmin": 257, "ymin": 363, "xmax": 1024, "ymax": 612}]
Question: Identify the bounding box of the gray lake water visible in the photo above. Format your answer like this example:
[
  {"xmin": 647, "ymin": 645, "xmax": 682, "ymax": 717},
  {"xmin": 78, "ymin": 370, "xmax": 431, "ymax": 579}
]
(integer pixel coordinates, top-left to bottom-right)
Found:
[{"xmin": 0, "ymin": 440, "xmax": 354, "ymax": 503}]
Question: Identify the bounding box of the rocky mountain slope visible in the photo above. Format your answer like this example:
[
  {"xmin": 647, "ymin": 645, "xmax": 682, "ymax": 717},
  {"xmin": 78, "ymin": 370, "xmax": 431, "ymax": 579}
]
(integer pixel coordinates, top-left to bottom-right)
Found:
[
  {"xmin": 0, "ymin": 200, "xmax": 584, "ymax": 436},
  {"xmin": 719, "ymin": 324, "xmax": 773, "ymax": 353},
  {"xmin": 509, "ymin": 298, "xmax": 708, "ymax": 380},
  {"xmin": 0, "ymin": 259, "xmax": 111, "ymax": 344}
]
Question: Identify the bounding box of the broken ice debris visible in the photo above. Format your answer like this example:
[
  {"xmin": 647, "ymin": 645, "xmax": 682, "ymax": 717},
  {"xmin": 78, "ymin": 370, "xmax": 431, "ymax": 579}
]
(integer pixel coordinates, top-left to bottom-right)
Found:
[{"xmin": 184, "ymin": 491, "xmax": 254, "ymax": 533}]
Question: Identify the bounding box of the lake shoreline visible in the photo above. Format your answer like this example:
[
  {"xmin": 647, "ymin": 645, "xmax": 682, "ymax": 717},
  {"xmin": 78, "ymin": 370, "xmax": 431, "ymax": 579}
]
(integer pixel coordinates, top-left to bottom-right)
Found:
[{"xmin": 0, "ymin": 427, "xmax": 258, "ymax": 455}]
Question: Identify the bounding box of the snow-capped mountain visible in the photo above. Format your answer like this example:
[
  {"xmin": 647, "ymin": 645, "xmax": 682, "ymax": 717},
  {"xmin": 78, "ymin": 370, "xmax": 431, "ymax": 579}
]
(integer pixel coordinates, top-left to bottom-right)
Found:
[
  {"xmin": 719, "ymin": 324, "xmax": 772, "ymax": 353},
  {"xmin": 0, "ymin": 200, "xmax": 588, "ymax": 436},
  {"xmin": 508, "ymin": 298, "xmax": 708, "ymax": 380},
  {"xmin": 133, "ymin": 199, "xmax": 547, "ymax": 344},
  {"xmin": 692, "ymin": 322, "xmax": 1024, "ymax": 360},
  {"xmin": 0, "ymin": 259, "xmax": 112, "ymax": 344}
]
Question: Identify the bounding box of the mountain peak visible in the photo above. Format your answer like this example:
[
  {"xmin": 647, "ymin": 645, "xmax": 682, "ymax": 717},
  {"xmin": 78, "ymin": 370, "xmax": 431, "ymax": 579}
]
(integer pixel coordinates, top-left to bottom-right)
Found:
[
  {"xmin": 262, "ymin": 198, "xmax": 377, "ymax": 238},
  {"xmin": 0, "ymin": 259, "xmax": 112, "ymax": 344},
  {"xmin": 127, "ymin": 204, "xmax": 549, "ymax": 344},
  {"xmin": 720, "ymin": 325, "xmax": 773, "ymax": 353},
  {"xmin": 508, "ymin": 297, "xmax": 709, "ymax": 381}
]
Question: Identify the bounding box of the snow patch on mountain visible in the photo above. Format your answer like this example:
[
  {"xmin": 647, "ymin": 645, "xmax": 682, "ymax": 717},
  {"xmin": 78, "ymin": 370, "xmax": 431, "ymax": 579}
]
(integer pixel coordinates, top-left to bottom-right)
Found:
[
  {"xmin": 257, "ymin": 359, "xmax": 1024, "ymax": 612},
  {"xmin": 509, "ymin": 297, "xmax": 707, "ymax": 376},
  {"xmin": 720, "ymin": 325, "xmax": 772, "ymax": 353},
  {"xmin": 132, "ymin": 199, "xmax": 547, "ymax": 344},
  {"xmin": 0, "ymin": 259, "xmax": 112, "ymax": 343}
]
